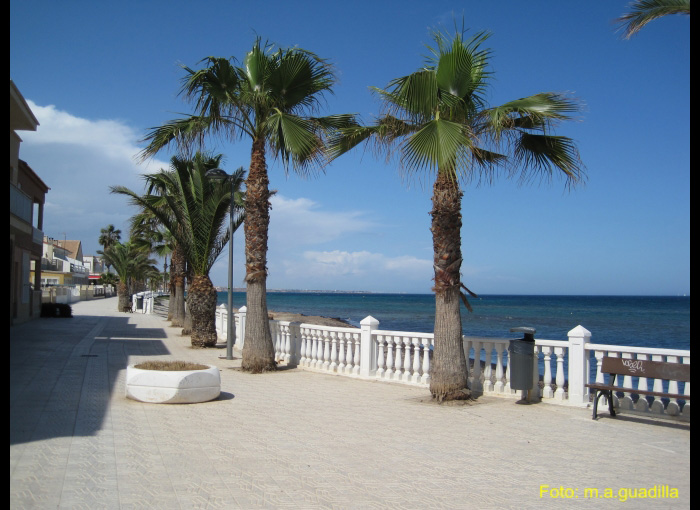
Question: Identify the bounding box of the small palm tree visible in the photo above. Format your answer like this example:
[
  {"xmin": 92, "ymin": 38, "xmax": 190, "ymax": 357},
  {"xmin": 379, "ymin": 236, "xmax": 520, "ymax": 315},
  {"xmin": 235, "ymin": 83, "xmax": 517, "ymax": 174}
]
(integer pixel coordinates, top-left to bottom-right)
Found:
[
  {"xmin": 103, "ymin": 241, "xmax": 159, "ymax": 312},
  {"xmin": 129, "ymin": 210, "xmax": 181, "ymax": 323},
  {"xmin": 331, "ymin": 28, "xmax": 584, "ymax": 402},
  {"xmin": 616, "ymin": 0, "xmax": 690, "ymax": 38},
  {"xmin": 139, "ymin": 39, "xmax": 354, "ymax": 371},
  {"xmin": 112, "ymin": 152, "xmax": 244, "ymax": 347}
]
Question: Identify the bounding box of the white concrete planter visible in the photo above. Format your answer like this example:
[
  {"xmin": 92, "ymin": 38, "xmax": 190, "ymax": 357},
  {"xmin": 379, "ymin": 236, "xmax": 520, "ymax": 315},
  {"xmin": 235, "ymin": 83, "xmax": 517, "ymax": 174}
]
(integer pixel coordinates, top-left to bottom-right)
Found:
[{"xmin": 125, "ymin": 364, "xmax": 221, "ymax": 404}]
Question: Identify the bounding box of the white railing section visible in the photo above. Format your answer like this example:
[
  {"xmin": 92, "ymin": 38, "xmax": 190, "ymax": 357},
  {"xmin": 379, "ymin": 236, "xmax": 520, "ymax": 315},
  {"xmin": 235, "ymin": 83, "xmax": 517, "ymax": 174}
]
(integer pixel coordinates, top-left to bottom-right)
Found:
[{"xmin": 214, "ymin": 310, "xmax": 689, "ymax": 418}]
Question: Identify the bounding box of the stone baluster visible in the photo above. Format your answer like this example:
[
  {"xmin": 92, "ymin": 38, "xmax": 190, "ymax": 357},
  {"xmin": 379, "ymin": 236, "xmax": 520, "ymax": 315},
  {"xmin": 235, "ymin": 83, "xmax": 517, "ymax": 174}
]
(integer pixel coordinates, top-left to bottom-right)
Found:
[
  {"xmin": 337, "ymin": 332, "xmax": 346, "ymax": 373},
  {"xmin": 376, "ymin": 336, "xmax": 386, "ymax": 378},
  {"xmin": 402, "ymin": 337, "xmax": 412, "ymax": 382},
  {"xmin": 277, "ymin": 324, "xmax": 286, "ymax": 362},
  {"xmin": 346, "ymin": 332, "xmax": 355, "ymax": 374},
  {"xmin": 541, "ymin": 346, "xmax": 553, "ymax": 398},
  {"xmin": 322, "ymin": 331, "xmax": 331, "ymax": 371},
  {"xmin": 594, "ymin": 350, "xmax": 605, "ymax": 384},
  {"xmin": 270, "ymin": 322, "xmax": 280, "ymax": 360},
  {"xmin": 330, "ymin": 332, "xmax": 339, "ymax": 372},
  {"xmin": 299, "ymin": 328, "xmax": 308, "ymax": 367},
  {"xmin": 411, "ymin": 338, "xmax": 421, "ymax": 384},
  {"xmin": 309, "ymin": 329, "xmax": 320, "ymax": 368},
  {"xmin": 483, "ymin": 344, "xmax": 494, "ymax": 392},
  {"xmin": 393, "ymin": 337, "xmax": 403, "ymax": 380},
  {"xmin": 236, "ymin": 306, "xmax": 246, "ymax": 350},
  {"xmin": 494, "ymin": 342, "xmax": 505, "ymax": 393},
  {"xmin": 307, "ymin": 328, "xmax": 315, "ymax": 368},
  {"xmin": 554, "ymin": 347, "xmax": 566, "ymax": 400},
  {"xmin": 386, "ymin": 338, "xmax": 395, "ymax": 380},
  {"xmin": 352, "ymin": 332, "xmax": 361, "ymax": 376},
  {"xmin": 421, "ymin": 341, "xmax": 431, "ymax": 385}
]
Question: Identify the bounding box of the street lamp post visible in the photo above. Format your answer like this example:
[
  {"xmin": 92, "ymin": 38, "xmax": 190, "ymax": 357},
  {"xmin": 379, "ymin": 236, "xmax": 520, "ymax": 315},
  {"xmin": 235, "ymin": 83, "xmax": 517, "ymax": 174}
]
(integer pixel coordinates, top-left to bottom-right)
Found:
[{"xmin": 206, "ymin": 168, "xmax": 236, "ymax": 360}]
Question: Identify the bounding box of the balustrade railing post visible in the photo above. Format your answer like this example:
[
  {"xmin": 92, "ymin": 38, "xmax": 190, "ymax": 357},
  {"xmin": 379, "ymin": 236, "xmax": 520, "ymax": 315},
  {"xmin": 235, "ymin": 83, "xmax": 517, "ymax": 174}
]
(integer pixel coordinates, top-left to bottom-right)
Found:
[
  {"xmin": 236, "ymin": 306, "xmax": 247, "ymax": 350},
  {"xmin": 567, "ymin": 325, "xmax": 591, "ymax": 406},
  {"xmin": 359, "ymin": 316, "xmax": 379, "ymax": 378}
]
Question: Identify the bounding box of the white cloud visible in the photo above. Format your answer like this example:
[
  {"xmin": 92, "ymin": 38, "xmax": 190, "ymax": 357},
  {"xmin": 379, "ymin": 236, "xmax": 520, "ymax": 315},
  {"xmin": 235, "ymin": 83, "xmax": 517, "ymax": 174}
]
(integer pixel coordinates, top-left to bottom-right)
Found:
[
  {"xmin": 268, "ymin": 195, "xmax": 376, "ymax": 247},
  {"xmin": 18, "ymin": 101, "xmax": 170, "ymax": 255},
  {"xmin": 23, "ymin": 101, "xmax": 168, "ymax": 174},
  {"xmin": 276, "ymin": 250, "xmax": 432, "ymax": 291}
]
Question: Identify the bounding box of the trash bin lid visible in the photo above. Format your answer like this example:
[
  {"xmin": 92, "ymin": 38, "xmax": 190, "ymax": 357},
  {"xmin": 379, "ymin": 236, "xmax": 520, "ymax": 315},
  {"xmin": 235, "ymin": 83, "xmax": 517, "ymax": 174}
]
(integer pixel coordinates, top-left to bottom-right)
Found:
[{"xmin": 510, "ymin": 326, "xmax": 536, "ymax": 341}]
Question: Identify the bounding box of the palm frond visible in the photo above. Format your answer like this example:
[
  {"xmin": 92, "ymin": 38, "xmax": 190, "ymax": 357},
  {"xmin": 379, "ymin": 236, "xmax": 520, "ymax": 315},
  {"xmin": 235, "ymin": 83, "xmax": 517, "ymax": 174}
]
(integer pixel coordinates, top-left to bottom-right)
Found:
[
  {"xmin": 111, "ymin": 152, "xmax": 246, "ymax": 276},
  {"xmin": 616, "ymin": 0, "xmax": 690, "ymax": 38}
]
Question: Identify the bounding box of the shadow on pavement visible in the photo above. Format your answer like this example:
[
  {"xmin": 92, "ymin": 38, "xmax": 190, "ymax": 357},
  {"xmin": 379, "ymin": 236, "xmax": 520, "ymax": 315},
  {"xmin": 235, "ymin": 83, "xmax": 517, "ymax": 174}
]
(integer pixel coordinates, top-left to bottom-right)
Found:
[{"xmin": 10, "ymin": 314, "xmax": 170, "ymax": 446}]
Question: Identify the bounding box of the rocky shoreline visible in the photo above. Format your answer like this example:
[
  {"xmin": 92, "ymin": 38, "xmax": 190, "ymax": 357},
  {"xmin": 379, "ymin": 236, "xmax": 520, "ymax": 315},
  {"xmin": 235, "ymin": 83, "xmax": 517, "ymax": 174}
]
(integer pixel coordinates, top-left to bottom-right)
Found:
[{"xmin": 267, "ymin": 311, "xmax": 356, "ymax": 328}]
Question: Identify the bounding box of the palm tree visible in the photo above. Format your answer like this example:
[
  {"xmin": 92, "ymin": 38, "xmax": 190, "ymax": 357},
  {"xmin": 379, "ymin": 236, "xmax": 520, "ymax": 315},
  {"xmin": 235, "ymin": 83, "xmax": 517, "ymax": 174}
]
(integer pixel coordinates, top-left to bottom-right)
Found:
[
  {"xmin": 98, "ymin": 224, "xmax": 122, "ymax": 272},
  {"xmin": 616, "ymin": 0, "xmax": 690, "ymax": 38},
  {"xmin": 139, "ymin": 39, "xmax": 353, "ymax": 371},
  {"xmin": 129, "ymin": 210, "xmax": 180, "ymax": 323},
  {"xmin": 102, "ymin": 241, "xmax": 159, "ymax": 312},
  {"xmin": 112, "ymin": 152, "xmax": 245, "ymax": 348},
  {"xmin": 330, "ymin": 28, "xmax": 584, "ymax": 402}
]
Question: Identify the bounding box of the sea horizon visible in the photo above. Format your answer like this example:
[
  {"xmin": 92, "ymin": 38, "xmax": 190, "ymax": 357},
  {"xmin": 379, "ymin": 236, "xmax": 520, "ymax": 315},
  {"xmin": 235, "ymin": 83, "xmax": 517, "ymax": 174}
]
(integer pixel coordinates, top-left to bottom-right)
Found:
[
  {"xmin": 215, "ymin": 288, "xmax": 690, "ymax": 298},
  {"xmin": 215, "ymin": 292, "xmax": 690, "ymax": 351}
]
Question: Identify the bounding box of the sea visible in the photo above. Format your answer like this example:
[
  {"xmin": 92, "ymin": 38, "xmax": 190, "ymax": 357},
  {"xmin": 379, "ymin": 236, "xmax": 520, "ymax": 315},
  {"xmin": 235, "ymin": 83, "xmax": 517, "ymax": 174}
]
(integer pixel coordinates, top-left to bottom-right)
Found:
[{"xmin": 217, "ymin": 293, "xmax": 690, "ymax": 352}]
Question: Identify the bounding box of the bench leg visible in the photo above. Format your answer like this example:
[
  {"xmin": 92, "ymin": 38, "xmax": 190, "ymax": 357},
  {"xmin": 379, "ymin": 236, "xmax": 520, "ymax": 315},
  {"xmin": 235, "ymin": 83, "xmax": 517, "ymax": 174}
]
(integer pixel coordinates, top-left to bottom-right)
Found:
[
  {"xmin": 592, "ymin": 389, "xmax": 616, "ymax": 420},
  {"xmin": 608, "ymin": 390, "xmax": 616, "ymax": 417}
]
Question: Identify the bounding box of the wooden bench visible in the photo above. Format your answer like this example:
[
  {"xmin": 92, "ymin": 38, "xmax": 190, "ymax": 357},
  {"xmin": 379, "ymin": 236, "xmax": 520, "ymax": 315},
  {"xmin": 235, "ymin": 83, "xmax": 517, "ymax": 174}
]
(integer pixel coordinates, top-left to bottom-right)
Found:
[{"xmin": 585, "ymin": 356, "xmax": 690, "ymax": 419}]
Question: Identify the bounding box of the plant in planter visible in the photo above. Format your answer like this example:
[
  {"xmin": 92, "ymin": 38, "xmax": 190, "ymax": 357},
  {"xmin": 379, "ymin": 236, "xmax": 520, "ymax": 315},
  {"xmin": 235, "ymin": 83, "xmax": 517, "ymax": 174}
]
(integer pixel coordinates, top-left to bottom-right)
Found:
[
  {"xmin": 125, "ymin": 360, "xmax": 221, "ymax": 403},
  {"xmin": 40, "ymin": 303, "xmax": 73, "ymax": 318}
]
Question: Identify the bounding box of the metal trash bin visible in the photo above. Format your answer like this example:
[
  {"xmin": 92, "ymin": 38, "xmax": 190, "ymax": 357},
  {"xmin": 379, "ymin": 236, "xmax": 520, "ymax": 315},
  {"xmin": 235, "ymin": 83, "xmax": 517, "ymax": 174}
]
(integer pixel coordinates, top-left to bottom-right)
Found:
[{"xmin": 509, "ymin": 327, "xmax": 536, "ymax": 391}]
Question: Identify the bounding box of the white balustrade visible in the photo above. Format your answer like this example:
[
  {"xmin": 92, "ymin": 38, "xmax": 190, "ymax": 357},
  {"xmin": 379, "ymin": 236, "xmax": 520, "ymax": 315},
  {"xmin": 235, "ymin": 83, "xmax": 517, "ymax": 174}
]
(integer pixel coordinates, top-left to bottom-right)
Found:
[{"xmin": 211, "ymin": 312, "xmax": 689, "ymax": 418}]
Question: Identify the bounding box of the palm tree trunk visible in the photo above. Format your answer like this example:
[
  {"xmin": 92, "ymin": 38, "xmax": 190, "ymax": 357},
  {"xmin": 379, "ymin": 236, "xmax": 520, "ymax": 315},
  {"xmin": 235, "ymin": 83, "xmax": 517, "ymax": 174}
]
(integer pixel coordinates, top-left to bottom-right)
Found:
[
  {"xmin": 181, "ymin": 265, "xmax": 194, "ymax": 336},
  {"xmin": 241, "ymin": 138, "xmax": 276, "ymax": 372},
  {"xmin": 117, "ymin": 281, "xmax": 130, "ymax": 312},
  {"xmin": 170, "ymin": 245, "xmax": 186, "ymax": 327},
  {"xmin": 429, "ymin": 171, "xmax": 470, "ymax": 402},
  {"xmin": 187, "ymin": 274, "xmax": 218, "ymax": 348}
]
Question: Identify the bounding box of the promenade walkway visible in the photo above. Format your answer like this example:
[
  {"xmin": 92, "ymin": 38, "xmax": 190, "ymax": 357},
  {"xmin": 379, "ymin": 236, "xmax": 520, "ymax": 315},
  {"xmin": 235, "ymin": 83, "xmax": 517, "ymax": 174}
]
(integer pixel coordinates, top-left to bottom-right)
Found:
[{"xmin": 10, "ymin": 297, "xmax": 690, "ymax": 509}]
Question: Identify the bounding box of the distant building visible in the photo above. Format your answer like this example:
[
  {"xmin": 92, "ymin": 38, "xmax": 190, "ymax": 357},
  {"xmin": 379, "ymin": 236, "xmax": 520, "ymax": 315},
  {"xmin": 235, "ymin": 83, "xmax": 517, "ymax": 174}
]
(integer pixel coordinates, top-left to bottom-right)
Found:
[
  {"xmin": 41, "ymin": 237, "xmax": 90, "ymax": 286},
  {"xmin": 10, "ymin": 80, "xmax": 49, "ymax": 325},
  {"xmin": 83, "ymin": 255, "xmax": 108, "ymax": 284}
]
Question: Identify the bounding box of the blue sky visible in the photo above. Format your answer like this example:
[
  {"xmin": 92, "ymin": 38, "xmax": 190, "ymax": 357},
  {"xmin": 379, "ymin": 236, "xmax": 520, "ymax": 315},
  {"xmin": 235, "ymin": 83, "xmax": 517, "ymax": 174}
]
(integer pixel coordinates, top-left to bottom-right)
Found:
[{"xmin": 10, "ymin": 1, "xmax": 689, "ymax": 295}]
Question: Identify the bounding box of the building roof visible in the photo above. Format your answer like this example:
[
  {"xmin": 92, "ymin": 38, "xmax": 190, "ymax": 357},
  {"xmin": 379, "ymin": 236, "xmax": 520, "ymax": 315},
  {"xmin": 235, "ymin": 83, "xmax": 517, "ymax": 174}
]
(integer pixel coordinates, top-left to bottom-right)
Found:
[{"xmin": 10, "ymin": 80, "xmax": 39, "ymax": 132}]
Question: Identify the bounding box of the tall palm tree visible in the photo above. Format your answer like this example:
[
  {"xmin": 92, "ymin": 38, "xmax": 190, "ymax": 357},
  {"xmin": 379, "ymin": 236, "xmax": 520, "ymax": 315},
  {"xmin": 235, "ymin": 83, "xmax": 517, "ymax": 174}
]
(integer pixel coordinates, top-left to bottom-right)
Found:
[
  {"xmin": 139, "ymin": 39, "xmax": 353, "ymax": 371},
  {"xmin": 330, "ymin": 28, "xmax": 584, "ymax": 402},
  {"xmin": 98, "ymin": 224, "xmax": 122, "ymax": 272},
  {"xmin": 616, "ymin": 0, "xmax": 690, "ymax": 38},
  {"xmin": 112, "ymin": 152, "xmax": 245, "ymax": 348},
  {"xmin": 103, "ymin": 241, "xmax": 159, "ymax": 312}
]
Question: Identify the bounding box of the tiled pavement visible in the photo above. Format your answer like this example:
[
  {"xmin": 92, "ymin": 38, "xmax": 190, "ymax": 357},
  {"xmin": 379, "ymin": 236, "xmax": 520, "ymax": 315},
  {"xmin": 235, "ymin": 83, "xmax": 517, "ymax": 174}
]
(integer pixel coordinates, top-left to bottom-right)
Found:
[{"xmin": 10, "ymin": 297, "xmax": 690, "ymax": 509}]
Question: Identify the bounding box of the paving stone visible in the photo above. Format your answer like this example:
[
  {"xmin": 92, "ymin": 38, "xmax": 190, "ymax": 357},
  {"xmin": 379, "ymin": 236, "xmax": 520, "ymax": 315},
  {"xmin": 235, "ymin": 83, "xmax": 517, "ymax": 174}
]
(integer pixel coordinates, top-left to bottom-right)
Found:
[{"xmin": 11, "ymin": 297, "xmax": 691, "ymax": 509}]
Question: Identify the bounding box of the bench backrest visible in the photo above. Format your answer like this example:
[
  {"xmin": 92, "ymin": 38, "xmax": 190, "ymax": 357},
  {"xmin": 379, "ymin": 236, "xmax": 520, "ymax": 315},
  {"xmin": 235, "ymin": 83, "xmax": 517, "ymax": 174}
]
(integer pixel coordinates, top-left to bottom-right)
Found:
[{"xmin": 600, "ymin": 356, "xmax": 690, "ymax": 382}]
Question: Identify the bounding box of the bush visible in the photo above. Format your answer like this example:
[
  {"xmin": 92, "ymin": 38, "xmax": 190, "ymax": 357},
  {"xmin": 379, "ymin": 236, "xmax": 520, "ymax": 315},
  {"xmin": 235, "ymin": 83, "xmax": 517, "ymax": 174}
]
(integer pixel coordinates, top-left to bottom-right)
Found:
[{"xmin": 40, "ymin": 303, "xmax": 73, "ymax": 318}]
